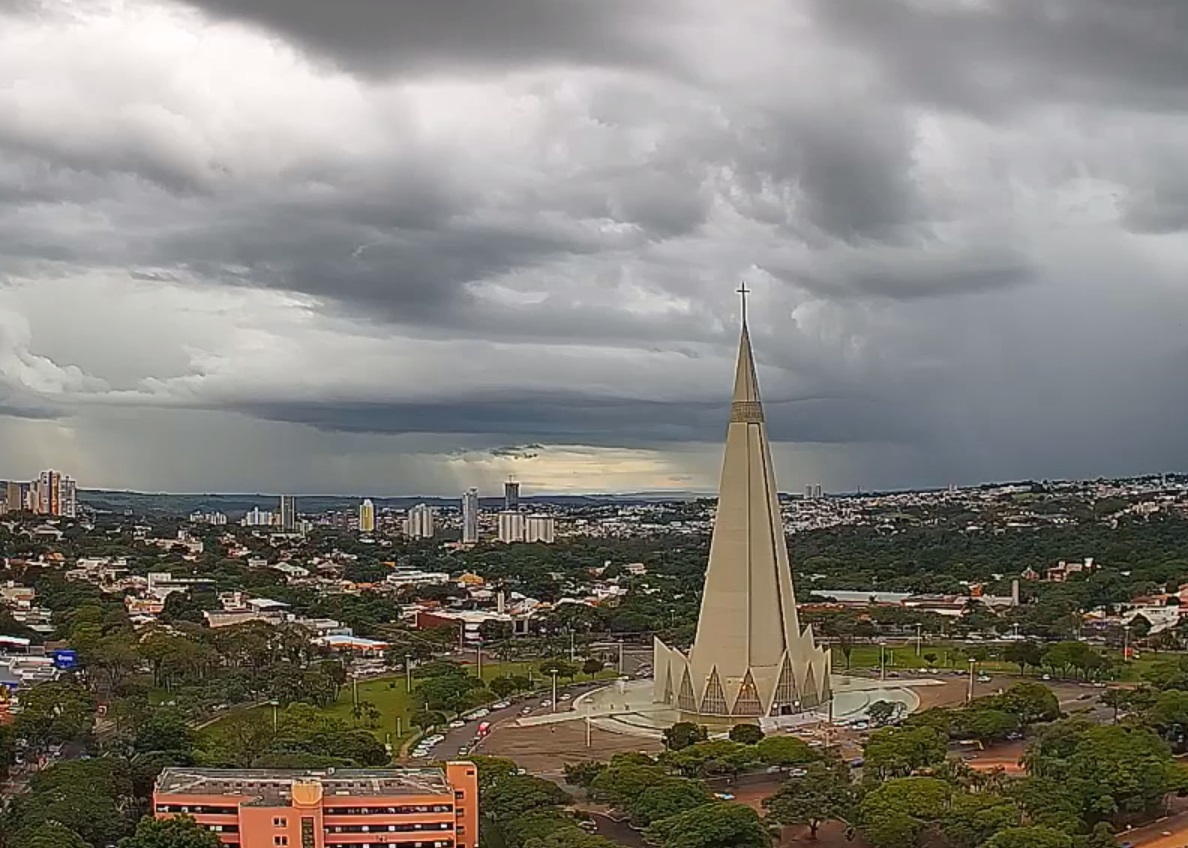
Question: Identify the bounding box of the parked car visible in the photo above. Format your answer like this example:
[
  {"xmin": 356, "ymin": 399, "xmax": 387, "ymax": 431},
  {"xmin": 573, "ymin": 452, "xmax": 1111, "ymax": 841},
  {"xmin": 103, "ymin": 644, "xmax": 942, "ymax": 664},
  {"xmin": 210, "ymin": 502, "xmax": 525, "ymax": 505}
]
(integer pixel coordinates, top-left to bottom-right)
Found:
[
  {"xmin": 448, "ymin": 720, "xmax": 466, "ymax": 729},
  {"xmin": 713, "ymin": 792, "xmax": 735, "ymax": 801}
]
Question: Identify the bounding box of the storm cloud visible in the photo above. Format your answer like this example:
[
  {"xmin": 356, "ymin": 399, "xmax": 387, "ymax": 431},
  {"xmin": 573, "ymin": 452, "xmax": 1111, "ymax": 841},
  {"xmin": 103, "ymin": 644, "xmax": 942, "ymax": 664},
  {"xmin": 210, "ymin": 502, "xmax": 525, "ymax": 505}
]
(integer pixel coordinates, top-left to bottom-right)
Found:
[{"xmin": 1, "ymin": 0, "xmax": 1187, "ymax": 495}]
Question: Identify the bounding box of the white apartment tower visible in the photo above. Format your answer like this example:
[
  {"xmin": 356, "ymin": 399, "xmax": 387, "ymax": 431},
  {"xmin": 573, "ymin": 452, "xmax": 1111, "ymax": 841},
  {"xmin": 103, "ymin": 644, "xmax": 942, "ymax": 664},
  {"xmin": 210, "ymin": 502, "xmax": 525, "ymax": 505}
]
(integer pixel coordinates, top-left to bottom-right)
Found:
[
  {"xmin": 497, "ymin": 510, "xmax": 526, "ymax": 543},
  {"xmin": 404, "ymin": 504, "xmax": 435, "ymax": 539},
  {"xmin": 279, "ymin": 495, "xmax": 297, "ymax": 531},
  {"xmin": 461, "ymin": 488, "xmax": 480, "ymax": 544},
  {"xmin": 358, "ymin": 499, "xmax": 376, "ymax": 534}
]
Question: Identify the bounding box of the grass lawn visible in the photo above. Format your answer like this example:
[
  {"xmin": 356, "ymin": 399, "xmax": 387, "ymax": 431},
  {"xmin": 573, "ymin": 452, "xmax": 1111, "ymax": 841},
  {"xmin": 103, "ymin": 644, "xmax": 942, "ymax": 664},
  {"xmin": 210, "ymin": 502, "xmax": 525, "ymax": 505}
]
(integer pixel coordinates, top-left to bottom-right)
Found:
[
  {"xmin": 834, "ymin": 642, "xmax": 1160, "ymax": 682},
  {"xmin": 200, "ymin": 660, "xmax": 616, "ymax": 749}
]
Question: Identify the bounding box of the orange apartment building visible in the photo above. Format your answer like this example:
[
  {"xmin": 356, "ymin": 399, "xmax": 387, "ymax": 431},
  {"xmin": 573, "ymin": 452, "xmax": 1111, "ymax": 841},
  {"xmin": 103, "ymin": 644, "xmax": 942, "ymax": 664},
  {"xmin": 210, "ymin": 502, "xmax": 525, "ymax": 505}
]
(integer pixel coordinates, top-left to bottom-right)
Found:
[{"xmin": 153, "ymin": 764, "xmax": 479, "ymax": 848}]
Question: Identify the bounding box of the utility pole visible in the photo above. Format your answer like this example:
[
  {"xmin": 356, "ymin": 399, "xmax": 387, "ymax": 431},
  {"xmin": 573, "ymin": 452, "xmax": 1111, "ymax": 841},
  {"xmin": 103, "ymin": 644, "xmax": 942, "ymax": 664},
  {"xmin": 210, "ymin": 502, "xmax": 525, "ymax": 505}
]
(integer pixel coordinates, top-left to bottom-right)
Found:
[
  {"xmin": 551, "ymin": 671, "xmax": 558, "ymax": 713},
  {"xmin": 270, "ymin": 699, "xmax": 279, "ymax": 733},
  {"xmin": 879, "ymin": 641, "xmax": 886, "ymax": 682},
  {"xmin": 915, "ymin": 623, "xmax": 922, "ymax": 656},
  {"xmin": 967, "ymin": 658, "xmax": 976, "ymax": 703},
  {"xmin": 1123, "ymin": 624, "xmax": 1131, "ymax": 662},
  {"xmin": 569, "ymin": 630, "xmax": 576, "ymax": 663},
  {"xmin": 406, "ymin": 655, "xmax": 413, "ymax": 692},
  {"xmin": 617, "ymin": 639, "xmax": 624, "ymax": 675},
  {"xmin": 477, "ymin": 640, "xmax": 483, "ymax": 681},
  {"xmin": 585, "ymin": 713, "xmax": 592, "ymax": 748}
]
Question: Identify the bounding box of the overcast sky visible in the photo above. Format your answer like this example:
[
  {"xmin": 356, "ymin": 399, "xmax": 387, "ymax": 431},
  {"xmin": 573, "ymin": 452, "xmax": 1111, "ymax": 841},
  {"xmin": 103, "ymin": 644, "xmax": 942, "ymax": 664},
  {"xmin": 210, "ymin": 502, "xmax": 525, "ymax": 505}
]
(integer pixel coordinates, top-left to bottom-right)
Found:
[{"xmin": 2, "ymin": 0, "xmax": 1187, "ymax": 497}]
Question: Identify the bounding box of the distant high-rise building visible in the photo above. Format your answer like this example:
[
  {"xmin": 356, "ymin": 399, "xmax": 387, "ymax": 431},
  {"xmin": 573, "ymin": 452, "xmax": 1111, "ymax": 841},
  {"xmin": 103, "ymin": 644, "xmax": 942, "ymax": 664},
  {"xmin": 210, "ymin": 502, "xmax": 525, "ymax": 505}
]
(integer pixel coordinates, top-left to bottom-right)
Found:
[
  {"xmin": 61, "ymin": 476, "xmax": 77, "ymax": 518},
  {"xmin": 503, "ymin": 478, "xmax": 520, "ymax": 511},
  {"xmin": 4, "ymin": 481, "xmax": 23, "ymax": 513},
  {"xmin": 804, "ymin": 485, "xmax": 813, "ymax": 499},
  {"xmin": 242, "ymin": 507, "xmax": 273, "ymax": 527},
  {"xmin": 497, "ymin": 510, "xmax": 525, "ymax": 543},
  {"xmin": 30, "ymin": 470, "xmax": 75, "ymax": 517},
  {"xmin": 36, "ymin": 470, "xmax": 60, "ymax": 516},
  {"xmin": 525, "ymin": 514, "xmax": 555, "ymax": 544},
  {"xmin": 358, "ymin": 499, "xmax": 376, "ymax": 534},
  {"xmin": 279, "ymin": 495, "xmax": 297, "ymax": 531},
  {"xmin": 813, "ymin": 484, "xmax": 823, "ymax": 499},
  {"xmin": 405, "ymin": 504, "xmax": 435, "ymax": 539},
  {"xmin": 461, "ymin": 488, "xmax": 480, "ymax": 544}
]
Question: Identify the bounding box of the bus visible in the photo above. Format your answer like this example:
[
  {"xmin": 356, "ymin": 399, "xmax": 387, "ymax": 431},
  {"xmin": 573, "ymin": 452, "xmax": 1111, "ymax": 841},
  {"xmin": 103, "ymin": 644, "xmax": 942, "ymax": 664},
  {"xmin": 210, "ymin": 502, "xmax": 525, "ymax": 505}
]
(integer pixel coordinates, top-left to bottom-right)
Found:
[{"xmin": 477, "ymin": 721, "xmax": 491, "ymax": 737}]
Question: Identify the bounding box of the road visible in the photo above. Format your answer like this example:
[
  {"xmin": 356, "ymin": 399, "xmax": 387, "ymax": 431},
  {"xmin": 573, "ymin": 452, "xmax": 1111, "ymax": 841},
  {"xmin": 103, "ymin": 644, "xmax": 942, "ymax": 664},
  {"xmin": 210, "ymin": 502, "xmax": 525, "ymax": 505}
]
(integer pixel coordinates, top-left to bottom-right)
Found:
[{"xmin": 415, "ymin": 681, "xmax": 612, "ymax": 761}]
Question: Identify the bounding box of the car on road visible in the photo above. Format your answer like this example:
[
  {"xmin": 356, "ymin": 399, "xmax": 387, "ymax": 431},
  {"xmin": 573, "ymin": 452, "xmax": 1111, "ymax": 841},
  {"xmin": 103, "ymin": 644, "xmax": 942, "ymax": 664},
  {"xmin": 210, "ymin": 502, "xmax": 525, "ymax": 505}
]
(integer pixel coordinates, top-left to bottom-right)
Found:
[
  {"xmin": 577, "ymin": 820, "xmax": 598, "ymax": 833},
  {"xmin": 788, "ymin": 768, "xmax": 808, "ymax": 778},
  {"xmin": 520, "ymin": 706, "xmax": 533, "ymax": 715},
  {"xmin": 540, "ymin": 700, "xmax": 552, "ymax": 708},
  {"xmin": 713, "ymin": 792, "xmax": 735, "ymax": 801},
  {"xmin": 492, "ymin": 701, "xmax": 511, "ymax": 709},
  {"xmin": 977, "ymin": 675, "xmax": 992, "ymax": 683},
  {"xmin": 1042, "ymin": 674, "xmax": 1052, "ymax": 680},
  {"xmin": 458, "ymin": 746, "xmax": 470, "ymax": 756},
  {"xmin": 559, "ymin": 693, "xmax": 572, "ymax": 702},
  {"xmin": 449, "ymin": 720, "xmax": 466, "ymax": 729}
]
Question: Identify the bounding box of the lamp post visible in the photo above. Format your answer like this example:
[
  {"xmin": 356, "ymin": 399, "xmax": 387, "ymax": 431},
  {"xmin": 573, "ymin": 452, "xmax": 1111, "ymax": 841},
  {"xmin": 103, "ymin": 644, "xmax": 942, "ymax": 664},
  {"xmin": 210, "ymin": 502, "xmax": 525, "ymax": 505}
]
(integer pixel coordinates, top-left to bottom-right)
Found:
[
  {"xmin": 405, "ymin": 655, "xmax": 413, "ymax": 692},
  {"xmin": 617, "ymin": 639, "xmax": 624, "ymax": 675},
  {"xmin": 915, "ymin": 623, "xmax": 922, "ymax": 656},
  {"xmin": 967, "ymin": 658, "xmax": 977, "ymax": 703},
  {"xmin": 551, "ymin": 671, "xmax": 559, "ymax": 713},
  {"xmin": 879, "ymin": 640, "xmax": 887, "ymax": 682},
  {"xmin": 269, "ymin": 699, "xmax": 279, "ymax": 733},
  {"xmin": 1123, "ymin": 624, "xmax": 1131, "ymax": 662}
]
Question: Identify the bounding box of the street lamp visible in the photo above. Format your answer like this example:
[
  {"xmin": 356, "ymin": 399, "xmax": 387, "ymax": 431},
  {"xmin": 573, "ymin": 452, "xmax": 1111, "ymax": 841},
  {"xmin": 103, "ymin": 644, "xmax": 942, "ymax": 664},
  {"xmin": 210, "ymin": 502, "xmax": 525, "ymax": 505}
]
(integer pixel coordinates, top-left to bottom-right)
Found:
[
  {"xmin": 1123, "ymin": 624, "xmax": 1132, "ymax": 662},
  {"xmin": 966, "ymin": 658, "xmax": 977, "ymax": 703},
  {"xmin": 269, "ymin": 699, "xmax": 279, "ymax": 733},
  {"xmin": 551, "ymin": 671, "xmax": 559, "ymax": 713},
  {"xmin": 915, "ymin": 623, "xmax": 922, "ymax": 656},
  {"xmin": 405, "ymin": 654, "xmax": 413, "ymax": 692},
  {"xmin": 879, "ymin": 640, "xmax": 887, "ymax": 682}
]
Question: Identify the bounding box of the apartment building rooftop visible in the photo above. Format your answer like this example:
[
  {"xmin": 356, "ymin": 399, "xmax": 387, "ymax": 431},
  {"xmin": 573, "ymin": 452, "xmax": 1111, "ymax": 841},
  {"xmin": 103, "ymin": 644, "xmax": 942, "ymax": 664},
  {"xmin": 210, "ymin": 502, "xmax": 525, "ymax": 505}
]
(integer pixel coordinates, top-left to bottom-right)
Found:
[{"xmin": 156, "ymin": 767, "xmax": 454, "ymax": 801}]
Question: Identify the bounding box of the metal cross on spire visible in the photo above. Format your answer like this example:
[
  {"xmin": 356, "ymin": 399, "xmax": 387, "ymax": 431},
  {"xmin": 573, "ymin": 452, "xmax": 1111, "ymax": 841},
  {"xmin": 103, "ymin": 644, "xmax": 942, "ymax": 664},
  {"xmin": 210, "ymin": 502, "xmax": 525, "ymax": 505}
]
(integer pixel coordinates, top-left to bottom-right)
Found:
[{"xmin": 737, "ymin": 282, "xmax": 750, "ymax": 325}]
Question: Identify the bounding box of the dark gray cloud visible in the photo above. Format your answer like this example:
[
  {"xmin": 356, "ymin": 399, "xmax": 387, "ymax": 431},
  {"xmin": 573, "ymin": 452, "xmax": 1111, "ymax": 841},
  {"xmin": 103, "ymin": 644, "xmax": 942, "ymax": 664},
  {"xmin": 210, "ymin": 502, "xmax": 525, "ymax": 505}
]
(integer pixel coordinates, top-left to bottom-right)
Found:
[
  {"xmin": 2, "ymin": 0, "xmax": 1188, "ymax": 495},
  {"xmin": 810, "ymin": 0, "xmax": 1188, "ymax": 115},
  {"xmin": 170, "ymin": 0, "xmax": 676, "ymax": 78}
]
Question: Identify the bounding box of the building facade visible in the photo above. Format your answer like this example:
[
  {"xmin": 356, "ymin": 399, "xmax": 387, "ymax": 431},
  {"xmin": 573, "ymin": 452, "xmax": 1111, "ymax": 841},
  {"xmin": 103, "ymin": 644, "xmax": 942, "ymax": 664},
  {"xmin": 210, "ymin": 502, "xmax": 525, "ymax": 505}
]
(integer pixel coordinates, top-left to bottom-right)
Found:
[
  {"xmin": 461, "ymin": 489, "xmax": 479, "ymax": 544},
  {"xmin": 279, "ymin": 496, "xmax": 297, "ymax": 532},
  {"xmin": 524, "ymin": 515, "xmax": 555, "ymax": 544},
  {"xmin": 405, "ymin": 504, "xmax": 435, "ymax": 539},
  {"xmin": 153, "ymin": 765, "xmax": 479, "ymax": 848},
  {"xmin": 653, "ymin": 307, "xmax": 831, "ymax": 724},
  {"xmin": 358, "ymin": 499, "xmax": 376, "ymax": 534},
  {"xmin": 502, "ymin": 479, "xmax": 519, "ymax": 511},
  {"xmin": 496, "ymin": 511, "xmax": 525, "ymax": 543}
]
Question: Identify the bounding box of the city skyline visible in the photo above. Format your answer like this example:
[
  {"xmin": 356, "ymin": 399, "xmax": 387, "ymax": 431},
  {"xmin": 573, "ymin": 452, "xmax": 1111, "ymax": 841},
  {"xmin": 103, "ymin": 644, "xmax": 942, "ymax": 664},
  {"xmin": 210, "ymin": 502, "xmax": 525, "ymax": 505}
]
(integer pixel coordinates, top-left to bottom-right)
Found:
[{"xmin": 3, "ymin": 2, "xmax": 1188, "ymax": 495}]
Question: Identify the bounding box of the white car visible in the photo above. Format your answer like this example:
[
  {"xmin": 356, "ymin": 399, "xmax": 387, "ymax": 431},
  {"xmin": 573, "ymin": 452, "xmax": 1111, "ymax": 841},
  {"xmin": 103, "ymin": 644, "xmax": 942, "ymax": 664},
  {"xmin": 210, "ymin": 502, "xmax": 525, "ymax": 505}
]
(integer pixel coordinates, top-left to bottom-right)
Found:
[
  {"xmin": 559, "ymin": 694, "xmax": 572, "ymax": 702},
  {"xmin": 448, "ymin": 720, "xmax": 466, "ymax": 729},
  {"xmin": 540, "ymin": 700, "xmax": 552, "ymax": 708},
  {"xmin": 492, "ymin": 701, "xmax": 511, "ymax": 709}
]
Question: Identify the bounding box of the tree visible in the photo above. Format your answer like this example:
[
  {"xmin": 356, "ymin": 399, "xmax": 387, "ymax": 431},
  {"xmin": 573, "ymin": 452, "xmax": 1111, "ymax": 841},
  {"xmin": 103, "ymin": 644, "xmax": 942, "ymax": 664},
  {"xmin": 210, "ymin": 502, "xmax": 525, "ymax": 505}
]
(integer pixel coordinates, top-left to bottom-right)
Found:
[
  {"xmin": 763, "ymin": 760, "xmax": 854, "ymax": 839},
  {"xmin": 954, "ymin": 708, "xmax": 1020, "ymax": 746},
  {"xmin": 867, "ymin": 700, "xmax": 902, "ymax": 727},
  {"xmin": 858, "ymin": 777, "xmax": 951, "ymax": 848},
  {"xmin": 9, "ymin": 822, "xmax": 92, "ymax": 848},
  {"xmin": 563, "ymin": 760, "xmax": 606, "ymax": 788},
  {"xmin": 484, "ymin": 774, "xmax": 570, "ymax": 824},
  {"xmin": 490, "ymin": 676, "xmax": 519, "ymax": 699},
  {"xmin": 863, "ymin": 726, "xmax": 947, "ymax": 780},
  {"xmin": 940, "ymin": 792, "xmax": 1021, "ymax": 848},
  {"xmin": 133, "ymin": 709, "xmax": 195, "ymax": 760},
  {"xmin": 643, "ymin": 802, "xmax": 770, "ymax": 848},
  {"xmin": 980, "ymin": 826, "xmax": 1073, "ymax": 848},
  {"xmin": 663, "ymin": 721, "xmax": 708, "ymax": 751},
  {"xmin": 1004, "ymin": 640, "xmax": 1046, "ymax": 676},
  {"xmin": 582, "ymin": 657, "xmax": 604, "ymax": 676},
  {"xmin": 12, "ymin": 681, "xmax": 97, "ymax": 756},
  {"xmin": 5, "ymin": 758, "xmax": 137, "ymax": 847},
  {"xmin": 996, "ymin": 681, "xmax": 1060, "ymax": 725},
  {"xmin": 755, "ymin": 735, "xmax": 816, "ymax": 767},
  {"xmin": 728, "ymin": 724, "xmax": 765, "ymax": 745},
  {"xmin": 118, "ymin": 815, "xmax": 220, "ymax": 848},
  {"xmin": 627, "ymin": 780, "xmax": 714, "ymax": 827}
]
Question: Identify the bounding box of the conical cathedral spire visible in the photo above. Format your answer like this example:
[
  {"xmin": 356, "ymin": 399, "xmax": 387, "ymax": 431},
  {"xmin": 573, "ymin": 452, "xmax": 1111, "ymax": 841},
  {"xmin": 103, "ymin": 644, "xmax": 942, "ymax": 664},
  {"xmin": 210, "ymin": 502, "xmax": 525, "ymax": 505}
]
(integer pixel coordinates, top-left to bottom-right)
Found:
[{"xmin": 653, "ymin": 292, "xmax": 831, "ymax": 722}]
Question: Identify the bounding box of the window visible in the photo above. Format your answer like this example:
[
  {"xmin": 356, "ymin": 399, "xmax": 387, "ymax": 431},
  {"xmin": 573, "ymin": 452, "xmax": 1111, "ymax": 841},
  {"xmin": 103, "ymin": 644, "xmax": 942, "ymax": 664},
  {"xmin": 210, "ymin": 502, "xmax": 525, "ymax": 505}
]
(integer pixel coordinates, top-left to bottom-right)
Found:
[
  {"xmin": 274, "ymin": 838, "xmax": 289, "ymax": 847},
  {"xmin": 274, "ymin": 817, "xmax": 288, "ymax": 828}
]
